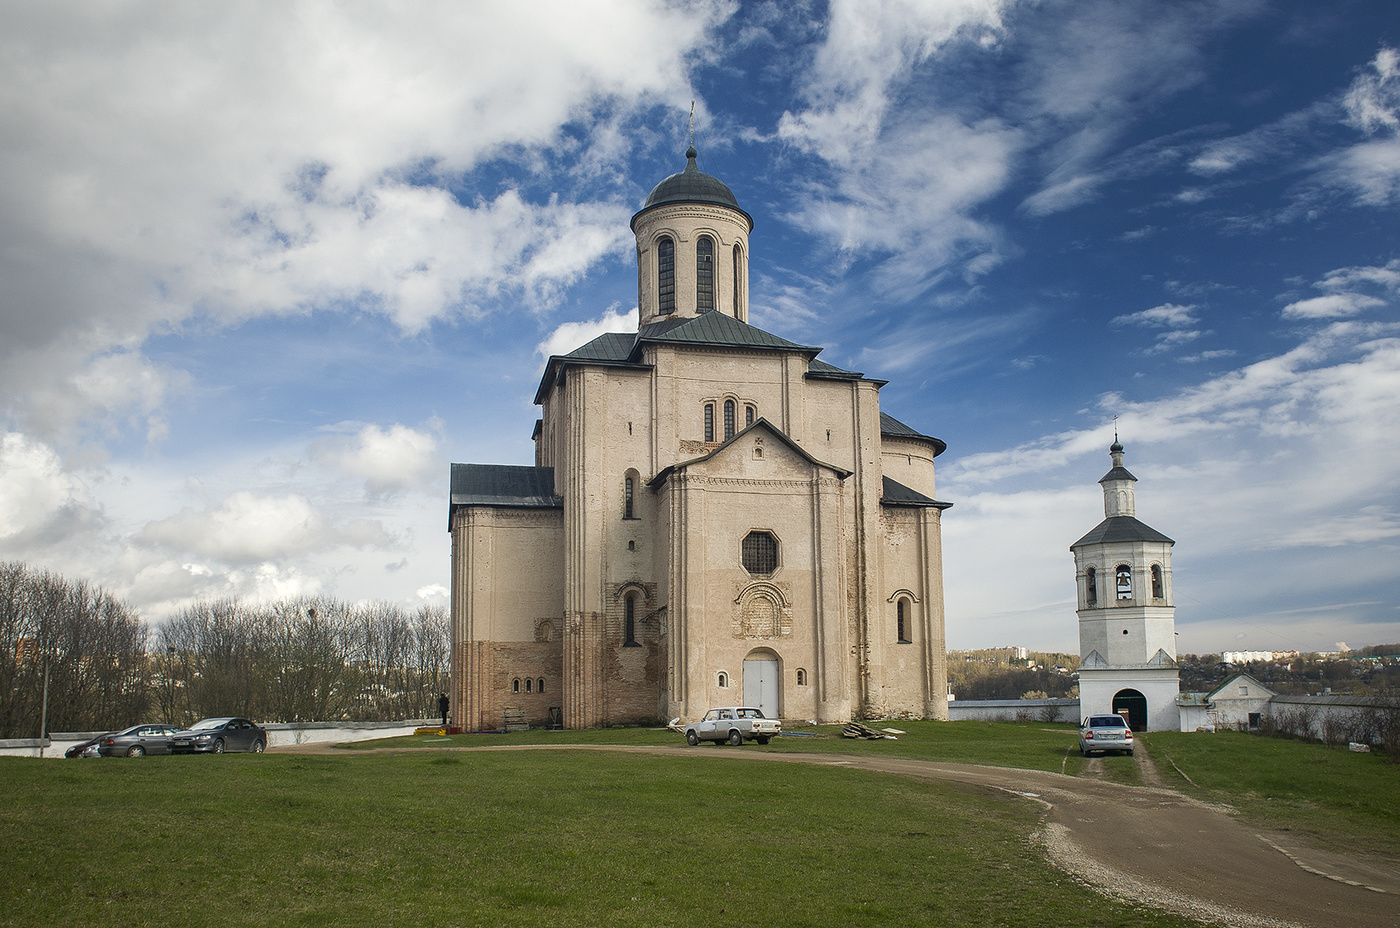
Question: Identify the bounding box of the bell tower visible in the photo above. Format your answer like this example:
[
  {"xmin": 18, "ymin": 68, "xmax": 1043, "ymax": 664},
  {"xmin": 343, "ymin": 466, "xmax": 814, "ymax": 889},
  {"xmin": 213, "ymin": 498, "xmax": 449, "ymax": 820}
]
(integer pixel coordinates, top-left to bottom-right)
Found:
[
  {"xmin": 630, "ymin": 147, "xmax": 753, "ymax": 326},
  {"xmin": 1070, "ymin": 437, "xmax": 1180, "ymax": 731}
]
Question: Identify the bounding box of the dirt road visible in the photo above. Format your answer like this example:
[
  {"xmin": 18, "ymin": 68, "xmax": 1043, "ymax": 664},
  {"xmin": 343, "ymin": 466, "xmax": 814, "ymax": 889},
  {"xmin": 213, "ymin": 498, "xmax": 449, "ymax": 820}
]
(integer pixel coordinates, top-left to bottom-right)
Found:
[{"xmin": 275, "ymin": 741, "xmax": 1399, "ymax": 927}]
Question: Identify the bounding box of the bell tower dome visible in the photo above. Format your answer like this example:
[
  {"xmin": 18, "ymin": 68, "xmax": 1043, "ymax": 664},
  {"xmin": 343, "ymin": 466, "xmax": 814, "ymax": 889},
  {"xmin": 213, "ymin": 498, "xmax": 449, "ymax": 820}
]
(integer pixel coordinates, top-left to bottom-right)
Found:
[
  {"xmin": 1070, "ymin": 438, "xmax": 1180, "ymax": 731},
  {"xmin": 631, "ymin": 147, "xmax": 753, "ymax": 326}
]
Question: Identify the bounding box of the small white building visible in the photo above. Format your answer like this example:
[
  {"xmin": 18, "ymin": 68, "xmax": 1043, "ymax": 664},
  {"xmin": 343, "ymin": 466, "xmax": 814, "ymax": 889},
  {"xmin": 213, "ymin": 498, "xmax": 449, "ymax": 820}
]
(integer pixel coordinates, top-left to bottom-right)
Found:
[
  {"xmin": 1070, "ymin": 439, "xmax": 1180, "ymax": 731},
  {"xmin": 1177, "ymin": 673, "xmax": 1275, "ymax": 731}
]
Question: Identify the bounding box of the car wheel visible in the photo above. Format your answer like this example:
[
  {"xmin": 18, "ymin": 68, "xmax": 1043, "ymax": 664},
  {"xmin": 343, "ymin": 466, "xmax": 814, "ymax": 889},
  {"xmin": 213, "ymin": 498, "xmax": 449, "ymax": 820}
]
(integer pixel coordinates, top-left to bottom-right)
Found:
[
  {"xmin": 127, "ymin": 745, "xmax": 144, "ymax": 757},
  {"xmin": 212, "ymin": 739, "xmax": 225, "ymax": 754},
  {"xmin": 728, "ymin": 729, "xmax": 743, "ymax": 747},
  {"xmin": 253, "ymin": 739, "xmax": 265, "ymax": 754},
  {"xmin": 756, "ymin": 736, "xmax": 769, "ymax": 745},
  {"xmin": 685, "ymin": 731, "xmax": 699, "ymax": 747}
]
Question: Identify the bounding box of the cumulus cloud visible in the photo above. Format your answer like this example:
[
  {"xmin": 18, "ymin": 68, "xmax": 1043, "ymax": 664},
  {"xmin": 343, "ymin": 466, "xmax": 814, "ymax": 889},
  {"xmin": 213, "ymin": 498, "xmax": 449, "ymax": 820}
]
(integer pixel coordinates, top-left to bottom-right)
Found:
[
  {"xmin": 137, "ymin": 491, "xmax": 390, "ymax": 564},
  {"xmin": 0, "ymin": 431, "xmax": 103, "ymax": 552},
  {"xmin": 313, "ymin": 422, "xmax": 440, "ymax": 496},
  {"xmin": 1282, "ymin": 293, "xmax": 1385, "ymax": 320},
  {"xmin": 0, "ymin": 2, "xmax": 727, "ymax": 436},
  {"xmin": 536, "ymin": 304, "xmax": 638, "ymax": 362}
]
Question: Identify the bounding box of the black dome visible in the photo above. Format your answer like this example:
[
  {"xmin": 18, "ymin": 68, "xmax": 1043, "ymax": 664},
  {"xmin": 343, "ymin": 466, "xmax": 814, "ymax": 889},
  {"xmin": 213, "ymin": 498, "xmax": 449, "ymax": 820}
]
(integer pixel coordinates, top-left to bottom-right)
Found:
[{"xmin": 632, "ymin": 147, "xmax": 751, "ymax": 230}]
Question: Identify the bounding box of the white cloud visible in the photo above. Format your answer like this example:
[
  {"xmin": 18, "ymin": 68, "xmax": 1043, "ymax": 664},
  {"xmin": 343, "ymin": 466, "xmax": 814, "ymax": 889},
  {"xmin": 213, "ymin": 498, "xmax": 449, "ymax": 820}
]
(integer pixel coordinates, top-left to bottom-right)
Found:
[
  {"xmin": 536, "ymin": 305, "xmax": 638, "ymax": 362},
  {"xmin": 1112, "ymin": 303, "xmax": 1197, "ymax": 328},
  {"xmin": 0, "ymin": 431, "xmax": 102, "ymax": 551},
  {"xmin": 0, "ymin": 2, "xmax": 728, "ymax": 436},
  {"xmin": 314, "ymin": 422, "xmax": 440, "ymax": 496},
  {"xmin": 1282, "ymin": 293, "xmax": 1385, "ymax": 320},
  {"xmin": 137, "ymin": 491, "xmax": 389, "ymax": 564}
]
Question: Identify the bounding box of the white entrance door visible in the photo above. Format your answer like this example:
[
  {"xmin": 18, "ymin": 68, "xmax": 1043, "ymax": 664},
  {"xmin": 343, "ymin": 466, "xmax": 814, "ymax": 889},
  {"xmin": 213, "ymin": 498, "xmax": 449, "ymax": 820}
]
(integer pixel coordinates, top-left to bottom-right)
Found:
[{"xmin": 743, "ymin": 657, "xmax": 780, "ymax": 718}]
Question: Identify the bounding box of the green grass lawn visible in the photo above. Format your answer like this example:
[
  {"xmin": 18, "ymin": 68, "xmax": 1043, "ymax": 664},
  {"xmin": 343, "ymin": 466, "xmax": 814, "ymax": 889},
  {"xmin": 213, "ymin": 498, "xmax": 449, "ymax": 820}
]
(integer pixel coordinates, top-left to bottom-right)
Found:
[
  {"xmin": 2, "ymin": 747, "xmax": 1195, "ymax": 928},
  {"xmin": 1141, "ymin": 729, "xmax": 1400, "ymax": 856}
]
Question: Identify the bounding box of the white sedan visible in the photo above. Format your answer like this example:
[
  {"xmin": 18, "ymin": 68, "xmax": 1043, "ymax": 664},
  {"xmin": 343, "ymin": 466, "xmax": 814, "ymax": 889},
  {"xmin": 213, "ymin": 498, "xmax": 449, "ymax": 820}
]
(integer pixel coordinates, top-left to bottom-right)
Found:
[{"xmin": 684, "ymin": 707, "xmax": 781, "ymax": 746}]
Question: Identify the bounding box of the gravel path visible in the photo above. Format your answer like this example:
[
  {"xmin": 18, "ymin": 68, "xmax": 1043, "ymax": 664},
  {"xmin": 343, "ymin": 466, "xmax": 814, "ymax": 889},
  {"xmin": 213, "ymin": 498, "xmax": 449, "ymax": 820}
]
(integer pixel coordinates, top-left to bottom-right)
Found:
[{"xmin": 274, "ymin": 741, "xmax": 1399, "ymax": 927}]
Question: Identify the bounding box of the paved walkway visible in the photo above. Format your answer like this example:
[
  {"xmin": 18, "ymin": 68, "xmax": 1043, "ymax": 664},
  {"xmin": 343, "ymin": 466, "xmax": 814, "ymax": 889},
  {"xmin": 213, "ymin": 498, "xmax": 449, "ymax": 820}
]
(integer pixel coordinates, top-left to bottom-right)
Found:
[{"xmin": 274, "ymin": 741, "xmax": 1400, "ymax": 928}]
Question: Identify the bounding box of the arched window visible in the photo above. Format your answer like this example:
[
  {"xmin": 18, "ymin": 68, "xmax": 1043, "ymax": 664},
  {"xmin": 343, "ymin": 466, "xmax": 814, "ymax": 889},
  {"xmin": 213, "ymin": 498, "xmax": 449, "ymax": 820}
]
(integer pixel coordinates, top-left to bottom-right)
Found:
[
  {"xmin": 537, "ymin": 678, "xmax": 545, "ymax": 693},
  {"xmin": 796, "ymin": 668, "xmax": 807, "ymax": 686},
  {"xmin": 897, "ymin": 599, "xmax": 911, "ymax": 643},
  {"xmin": 696, "ymin": 235, "xmax": 714, "ymax": 312},
  {"xmin": 624, "ymin": 595, "xmax": 638, "ymax": 646},
  {"xmin": 717, "ymin": 671, "xmax": 729, "ymax": 688},
  {"xmin": 511, "ymin": 678, "xmax": 520, "ymax": 693},
  {"xmin": 657, "ymin": 236, "xmax": 675, "ymax": 314},
  {"xmin": 524, "ymin": 678, "xmax": 532, "ymax": 693},
  {"xmin": 624, "ymin": 476, "xmax": 634, "ymax": 519},
  {"xmin": 1116, "ymin": 565, "xmax": 1133, "ymax": 601},
  {"xmin": 1086, "ymin": 567, "xmax": 1098, "ymax": 606},
  {"xmin": 704, "ymin": 403, "xmax": 715, "ymax": 442},
  {"xmin": 724, "ymin": 399, "xmax": 736, "ymax": 439},
  {"xmin": 745, "ymin": 405, "xmax": 755, "ymax": 427},
  {"xmin": 733, "ymin": 243, "xmax": 742, "ymax": 315},
  {"xmin": 1151, "ymin": 564, "xmax": 1164, "ymax": 599}
]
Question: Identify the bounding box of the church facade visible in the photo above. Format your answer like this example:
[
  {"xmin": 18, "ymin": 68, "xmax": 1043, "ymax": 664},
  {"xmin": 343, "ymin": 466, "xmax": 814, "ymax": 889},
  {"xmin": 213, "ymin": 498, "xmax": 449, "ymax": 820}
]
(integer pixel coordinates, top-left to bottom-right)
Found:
[
  {"xmin": 449, "ymin": 149, "xmax": 951, "ymax": 730},
  {"xmin": 1070, "ymin": 439, "xmax": 1180, "ymax": 731}
]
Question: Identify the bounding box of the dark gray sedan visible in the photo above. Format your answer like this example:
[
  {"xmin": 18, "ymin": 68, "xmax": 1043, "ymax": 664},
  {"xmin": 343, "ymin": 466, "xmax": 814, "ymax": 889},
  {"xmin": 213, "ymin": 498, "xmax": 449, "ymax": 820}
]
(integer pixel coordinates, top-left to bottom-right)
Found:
[
  {"xmin": 98, "ymin": 723, "xmax": 181, "ymax": 757},
  {"xmin": 168, "ymin": 717, "xmax": 268, "ymax": 754}
]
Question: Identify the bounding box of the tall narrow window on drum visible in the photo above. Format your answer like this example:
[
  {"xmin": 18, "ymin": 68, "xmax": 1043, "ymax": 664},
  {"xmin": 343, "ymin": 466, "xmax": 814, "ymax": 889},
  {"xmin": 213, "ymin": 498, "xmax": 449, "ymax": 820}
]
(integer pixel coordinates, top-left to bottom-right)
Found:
[
  {"xmin": 696, "ymin": 235, "xmax": 714, "ymax": 312},
  {"xmin": 704, "ymin": 403, "xmax": 715, "ymax": 442},
  {"xmin": 732, "ymin": 243, "xmax": 742, "ymax": 316},
  {"xmin": 724, "ymin": 400, "xmax": 736, "ymax": 439},
  {"xmin": 657, "ymin": 236, "xmax": 675, "ymax": 314},
  {"xmin": 624, "ymin": 477, "xmax": 634, "ymax": 519}
]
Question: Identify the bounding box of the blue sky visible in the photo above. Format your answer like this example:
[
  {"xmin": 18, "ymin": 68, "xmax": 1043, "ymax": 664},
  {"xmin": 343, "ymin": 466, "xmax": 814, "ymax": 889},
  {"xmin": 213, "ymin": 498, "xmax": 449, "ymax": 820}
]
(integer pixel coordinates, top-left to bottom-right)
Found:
[{"xmin": 2, "ymin": 0, "xmax": 1397, "ymax": 655}]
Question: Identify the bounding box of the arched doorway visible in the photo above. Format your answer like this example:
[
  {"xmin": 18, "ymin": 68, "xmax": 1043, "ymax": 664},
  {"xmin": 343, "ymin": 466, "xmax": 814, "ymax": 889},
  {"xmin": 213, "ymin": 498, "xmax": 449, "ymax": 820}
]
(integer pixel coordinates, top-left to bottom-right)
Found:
[
  {"xmin": 1112, "ymin": 688, "xmax": 1148, "ymax": 731},
  {"xmin": 742, "ymin": 649, "xmax": 781, "ymax": 718}
]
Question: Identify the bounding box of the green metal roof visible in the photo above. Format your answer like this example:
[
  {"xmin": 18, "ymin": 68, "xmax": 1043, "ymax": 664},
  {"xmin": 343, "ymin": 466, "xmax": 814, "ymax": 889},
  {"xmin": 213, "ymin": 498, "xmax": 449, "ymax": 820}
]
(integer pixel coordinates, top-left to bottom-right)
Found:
[
  {"xmin": 881, "ymin": 476, "xmax": 953, "ymax": 510},
  {"xmin": 1070, "ymin": 516, "xmax": 1175, "ymax": 549},
  {"xmin": 638, "ymin": 312, "xmax": 819, "ymax": 353},
  {"xmin": 879, "ymin": 412, "xmax": 947, "ymax": 457},
  {"xmin": 449, "ymin": 464, "xmax": 561, "ymax": 528}
]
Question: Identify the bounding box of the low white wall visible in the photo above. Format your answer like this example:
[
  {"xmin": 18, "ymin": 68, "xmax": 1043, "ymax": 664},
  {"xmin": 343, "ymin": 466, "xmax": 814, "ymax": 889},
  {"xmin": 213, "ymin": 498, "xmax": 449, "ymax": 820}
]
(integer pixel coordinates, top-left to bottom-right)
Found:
[
  {"xmin": 946, "ymin": 698, "xmax": 1079, "ymax": 723},
  {"xmin": 1, "ymin": 719, "xmax": 439, "ymax": 759}
]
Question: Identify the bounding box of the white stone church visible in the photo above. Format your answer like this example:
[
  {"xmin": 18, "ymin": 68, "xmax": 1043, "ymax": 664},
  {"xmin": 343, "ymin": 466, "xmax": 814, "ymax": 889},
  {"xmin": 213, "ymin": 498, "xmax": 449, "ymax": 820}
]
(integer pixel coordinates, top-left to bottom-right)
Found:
[{"xmin": 449, "ymin": 148, "xmax": 951, "ymax": 730}]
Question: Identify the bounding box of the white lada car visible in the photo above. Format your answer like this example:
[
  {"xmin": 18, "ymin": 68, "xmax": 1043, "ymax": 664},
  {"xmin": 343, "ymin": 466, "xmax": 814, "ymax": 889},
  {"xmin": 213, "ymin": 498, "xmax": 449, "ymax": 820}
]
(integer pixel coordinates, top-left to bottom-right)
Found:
[{"xmin": 684, "ymin": 707, "xmax": 781, "ymax": 746}]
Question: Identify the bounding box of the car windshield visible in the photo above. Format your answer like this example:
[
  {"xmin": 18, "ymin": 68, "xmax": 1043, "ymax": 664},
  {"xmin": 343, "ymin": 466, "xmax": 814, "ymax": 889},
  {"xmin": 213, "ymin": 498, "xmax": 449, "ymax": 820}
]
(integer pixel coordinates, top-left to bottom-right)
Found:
[
  {"xmin": 189, "ymin": 718, "xmax": 232, "ymax": 730},
  {"xmin": 1088, "ymin": 716, "xmax": 1127, "ymax": 727}
]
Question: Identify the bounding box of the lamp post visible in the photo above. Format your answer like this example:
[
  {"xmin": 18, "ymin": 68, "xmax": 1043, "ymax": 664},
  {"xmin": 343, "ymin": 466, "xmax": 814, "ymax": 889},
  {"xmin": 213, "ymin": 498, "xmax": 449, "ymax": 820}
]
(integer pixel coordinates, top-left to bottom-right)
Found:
[{"xmin": 38, "ymin": 655, "xmax": 50, "ymax": 758}]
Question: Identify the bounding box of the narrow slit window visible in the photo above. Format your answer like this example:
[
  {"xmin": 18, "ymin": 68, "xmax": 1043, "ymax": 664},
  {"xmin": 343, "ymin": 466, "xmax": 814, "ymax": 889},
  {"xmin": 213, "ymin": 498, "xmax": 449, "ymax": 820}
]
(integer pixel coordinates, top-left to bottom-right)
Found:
[
  {"xmin": 624, "ymin": 477, "xmax": 634, "ymax": 519},
  {"xmin": 897, "ymin": 600, "xmax": 911, "ymax": 643},
  {"xmin": 657, "ymin": 236, "xmax": 675, "ymax": 314},
  {"xmin": 704, "ymin": 403, "xmax": 715, "ymax": 442},
  {"xmin": 624, "ymin": 595, "xmax": 637, "ymax": 646},
  {"xmin": 696, "ymin": 235, "xmax": 714, "ymax": 312},
  {"xmin": 724, "ymin": 399, "xmax": 735, "ymax": 439},
  {"xmin": 745, "ymin": 405, "xmax": 755, "ymax": 427},
  {"xmin": 537, "ymin": 678, "xmax": 545, "ymax": 693}
]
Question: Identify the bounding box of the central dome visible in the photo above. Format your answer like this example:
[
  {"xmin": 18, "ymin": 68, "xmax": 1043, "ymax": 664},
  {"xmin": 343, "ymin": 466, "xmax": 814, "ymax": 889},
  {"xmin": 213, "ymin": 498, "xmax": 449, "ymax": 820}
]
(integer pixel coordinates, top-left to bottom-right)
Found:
[{"xmin": 632, "ymin": 147, "xmax": 750, "ymax": 231}]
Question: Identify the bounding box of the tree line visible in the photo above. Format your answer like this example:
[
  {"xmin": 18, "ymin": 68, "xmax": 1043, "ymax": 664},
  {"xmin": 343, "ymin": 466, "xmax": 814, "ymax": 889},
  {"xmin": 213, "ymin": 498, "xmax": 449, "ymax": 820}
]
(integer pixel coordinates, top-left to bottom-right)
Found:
[{"xmin": 0, "ymin": 562, "xmax": 449, "ymax": 739}]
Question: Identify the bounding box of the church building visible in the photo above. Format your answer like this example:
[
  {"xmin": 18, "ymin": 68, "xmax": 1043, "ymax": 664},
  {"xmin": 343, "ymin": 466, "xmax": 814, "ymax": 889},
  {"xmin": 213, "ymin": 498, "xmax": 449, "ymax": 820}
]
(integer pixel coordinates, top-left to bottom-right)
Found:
[
  {"xmin": 1071, "ymin": 438, "xmax": 1180, "ymax": 731},
  {"xmin": 449, "ymin": 148, "xmax": 951, "ymax": 730}
]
